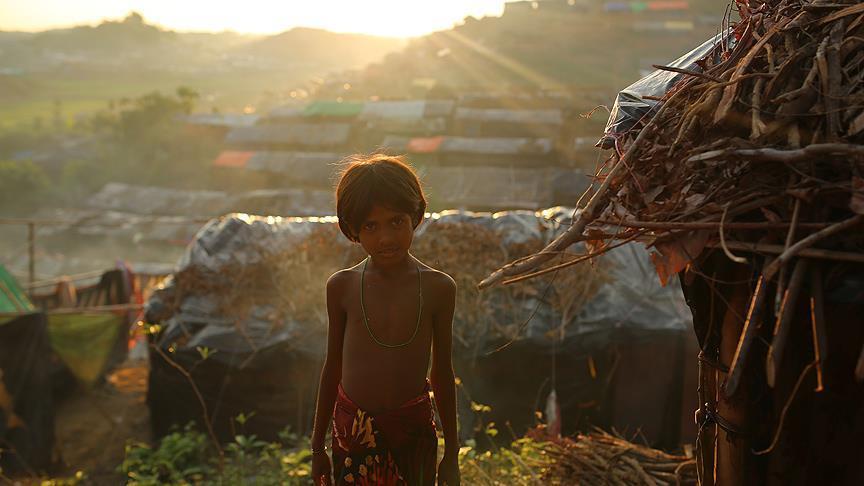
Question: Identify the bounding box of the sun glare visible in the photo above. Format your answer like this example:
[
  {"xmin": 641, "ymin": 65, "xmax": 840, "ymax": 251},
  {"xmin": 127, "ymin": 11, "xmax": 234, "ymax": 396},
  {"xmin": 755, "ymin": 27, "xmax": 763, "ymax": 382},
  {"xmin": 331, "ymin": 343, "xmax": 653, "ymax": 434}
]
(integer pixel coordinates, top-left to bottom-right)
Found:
[{"xmin": 1, "ymin": 0, "xmax": 507, "ymax": 37}]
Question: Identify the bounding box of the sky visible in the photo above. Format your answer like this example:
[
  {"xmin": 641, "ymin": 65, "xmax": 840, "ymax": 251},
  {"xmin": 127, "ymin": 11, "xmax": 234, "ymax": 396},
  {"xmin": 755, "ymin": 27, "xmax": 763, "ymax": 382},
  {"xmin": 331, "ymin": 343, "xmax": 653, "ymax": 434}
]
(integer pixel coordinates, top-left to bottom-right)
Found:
[{"xmin": 0, "ymin": 0, "xmax": 509, "ymax": 37}]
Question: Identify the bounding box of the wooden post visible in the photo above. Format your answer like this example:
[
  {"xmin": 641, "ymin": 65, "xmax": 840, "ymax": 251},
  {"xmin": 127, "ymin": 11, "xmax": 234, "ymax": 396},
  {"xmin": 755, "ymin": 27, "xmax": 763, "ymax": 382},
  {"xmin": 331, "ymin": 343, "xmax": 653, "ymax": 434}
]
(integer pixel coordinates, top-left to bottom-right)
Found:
[{"xmin": 28, "ymin": 222, "xmax": 35, "ymax": 294}]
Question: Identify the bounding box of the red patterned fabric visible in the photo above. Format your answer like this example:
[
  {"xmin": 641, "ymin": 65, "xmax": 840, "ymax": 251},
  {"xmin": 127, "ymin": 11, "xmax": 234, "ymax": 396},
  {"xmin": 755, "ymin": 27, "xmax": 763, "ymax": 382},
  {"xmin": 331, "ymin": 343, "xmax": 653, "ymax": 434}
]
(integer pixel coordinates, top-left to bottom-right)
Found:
[{"xmin": 331, "ymin": 382, "xmax": 437, "ymax": 485}]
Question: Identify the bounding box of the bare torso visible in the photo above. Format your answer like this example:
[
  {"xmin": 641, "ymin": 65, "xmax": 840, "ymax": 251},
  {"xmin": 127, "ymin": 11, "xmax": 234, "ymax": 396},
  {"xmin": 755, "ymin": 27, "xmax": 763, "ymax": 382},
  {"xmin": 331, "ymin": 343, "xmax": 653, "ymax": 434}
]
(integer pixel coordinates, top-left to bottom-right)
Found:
[{"xmin": 337, "ymin": 258, "xmax": 442, "ymax": 413}]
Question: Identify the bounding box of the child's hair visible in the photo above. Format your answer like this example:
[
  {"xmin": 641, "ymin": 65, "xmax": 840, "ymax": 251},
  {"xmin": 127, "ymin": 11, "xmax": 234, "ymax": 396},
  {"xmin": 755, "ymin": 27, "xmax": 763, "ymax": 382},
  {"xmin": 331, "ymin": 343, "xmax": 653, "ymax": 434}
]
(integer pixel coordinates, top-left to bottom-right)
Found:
[{"xmin": 335, "ymin": 154, "xmax": 426, "ymax": 241}]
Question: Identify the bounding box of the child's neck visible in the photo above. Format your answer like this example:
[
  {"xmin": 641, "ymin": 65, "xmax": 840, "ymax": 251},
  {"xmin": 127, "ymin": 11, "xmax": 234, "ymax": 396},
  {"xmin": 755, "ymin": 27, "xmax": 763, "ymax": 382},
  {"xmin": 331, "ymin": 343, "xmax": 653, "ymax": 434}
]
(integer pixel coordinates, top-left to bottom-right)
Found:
[{"xmin": 367, "ymin": 253, "xmax": 414, "ymax": 277}]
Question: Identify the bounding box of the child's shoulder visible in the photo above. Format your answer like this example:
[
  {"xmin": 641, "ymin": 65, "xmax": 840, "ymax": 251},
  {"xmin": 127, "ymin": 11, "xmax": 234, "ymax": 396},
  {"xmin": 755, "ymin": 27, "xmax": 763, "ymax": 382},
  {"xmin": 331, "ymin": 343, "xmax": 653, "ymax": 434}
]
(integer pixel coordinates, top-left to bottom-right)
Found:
[
  {"xmin": 326, "ymin": 263, "xmax": 363, "ymax": 289},
  {"xmin": 415, "ymin": 258, "xmax": 456, "ymax": 292}
]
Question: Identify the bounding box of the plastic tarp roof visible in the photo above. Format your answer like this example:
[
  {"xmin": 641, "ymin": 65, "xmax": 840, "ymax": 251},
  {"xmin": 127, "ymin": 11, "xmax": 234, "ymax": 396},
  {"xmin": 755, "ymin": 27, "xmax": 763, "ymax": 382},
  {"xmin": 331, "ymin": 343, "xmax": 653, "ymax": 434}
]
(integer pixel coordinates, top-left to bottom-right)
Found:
[
  {"xmin": 226, "ymin": 123, "xmax": 351, "ymax": 147},
  {"xmin": 423, "ymin": 100, "xmax": 455, "ymax": 117},
  {"xmin": 598, "ymin": 30, "xmax": 733, "ymax": 149},
  {"xmin": 213, "ymin": 150, "xmax": 255, "ymax": 168},
  {"xmin": 422, "ymin": 166, "xmax": 581, "ymax": 210},
  {"xmin": 244, "ymin": 151, "xmax": 344, "ymax": 184},
  {"xmin": 146, "ymin": 209, "xmax": 691, "ymax": 359},
  {"xmin": 359, "ymin": 100, "xmax": 428, "ymax": 120},
  {"xmin": 31, "ymin": 207, "xmax": 205, "ymax": 245},
  {"xmin": 301, "ymin": 101, "xmax": 364, "ymax": 118},
  {"xmin": 455, "ymin": 108, "xmax": 563, "ymax": 125},
  {"xmin": 440, "ymin": 137, "xmax": 554, "ymax": 155},
  {"xmin": 267, "ymin": 105, "xmax": 303, "ymax": 119},
  {"xmin": 87, "ymin": 182, "xmax": 227, "ymax": 217},
  {"xmin": 0, "ymin": 265, "xmax": 34, "ymax": 317},
  {"xmin": 184, "ymin": 114, "xmax": 260, "ymax": 128}
]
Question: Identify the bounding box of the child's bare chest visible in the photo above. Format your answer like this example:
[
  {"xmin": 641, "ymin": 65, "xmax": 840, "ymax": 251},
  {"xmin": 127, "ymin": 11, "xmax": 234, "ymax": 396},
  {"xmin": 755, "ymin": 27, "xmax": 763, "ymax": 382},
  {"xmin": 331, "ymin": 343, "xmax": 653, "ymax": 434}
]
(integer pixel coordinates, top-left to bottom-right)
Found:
[{"xmin": 345, "ymin": 274, "xmax": 428, "ymax": 347}]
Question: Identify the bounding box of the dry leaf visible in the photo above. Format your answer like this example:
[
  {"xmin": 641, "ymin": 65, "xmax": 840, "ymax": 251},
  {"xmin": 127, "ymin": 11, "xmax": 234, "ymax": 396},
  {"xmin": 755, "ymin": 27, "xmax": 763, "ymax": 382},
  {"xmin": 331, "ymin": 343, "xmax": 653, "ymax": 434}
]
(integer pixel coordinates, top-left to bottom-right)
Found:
[{"xmin": 649, "ymin": 231, "xmax": 710, "ymax": 286}]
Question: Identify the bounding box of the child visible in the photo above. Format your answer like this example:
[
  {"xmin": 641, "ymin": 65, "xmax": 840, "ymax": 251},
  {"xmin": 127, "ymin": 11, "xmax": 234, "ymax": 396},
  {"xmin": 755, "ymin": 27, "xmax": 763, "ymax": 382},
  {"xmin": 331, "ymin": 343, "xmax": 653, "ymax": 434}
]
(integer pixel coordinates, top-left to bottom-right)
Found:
[{"xmin": 310, "ymin": 154, "xmax": 460, "ymax": 486}]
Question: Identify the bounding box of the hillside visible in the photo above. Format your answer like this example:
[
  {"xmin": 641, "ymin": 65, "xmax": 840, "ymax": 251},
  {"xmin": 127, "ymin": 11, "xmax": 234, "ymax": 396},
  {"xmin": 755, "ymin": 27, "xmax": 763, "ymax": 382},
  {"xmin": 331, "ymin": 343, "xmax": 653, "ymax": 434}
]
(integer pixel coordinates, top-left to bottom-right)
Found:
[
  {"xmin": 317, "ymin": 0, "xmax": 726, "ymax": 102},
  {"xmin": 0, "ymin": 13, "xmax": 404, "ymax": 126}
]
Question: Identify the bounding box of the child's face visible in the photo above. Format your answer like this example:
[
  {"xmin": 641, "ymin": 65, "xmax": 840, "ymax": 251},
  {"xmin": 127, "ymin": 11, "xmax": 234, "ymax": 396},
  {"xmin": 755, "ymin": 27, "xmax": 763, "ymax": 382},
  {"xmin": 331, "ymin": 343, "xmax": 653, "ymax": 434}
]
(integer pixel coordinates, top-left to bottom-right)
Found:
[{"xmin": 356, "ymin": 204, "xmax": 415, "ymax": 264}]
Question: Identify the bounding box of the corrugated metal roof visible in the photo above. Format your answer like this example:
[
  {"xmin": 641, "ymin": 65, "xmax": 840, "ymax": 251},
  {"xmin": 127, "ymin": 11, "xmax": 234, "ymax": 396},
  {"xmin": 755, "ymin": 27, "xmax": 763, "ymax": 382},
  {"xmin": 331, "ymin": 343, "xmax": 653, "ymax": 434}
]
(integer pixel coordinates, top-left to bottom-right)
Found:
[
  {"xmin": 226, "ymin": 123, "xmax": 351, "ymax": 147},
  {"xmin": 440, "ymin": 137, "xmax": 554, "ymax": 155},
  {"xmin": 359, "ymin": 101, "xmax": 427, "ymax": 120},
  {"xmin": 454, "ymin": 108, "xmax": 563, "ymax": 124}
]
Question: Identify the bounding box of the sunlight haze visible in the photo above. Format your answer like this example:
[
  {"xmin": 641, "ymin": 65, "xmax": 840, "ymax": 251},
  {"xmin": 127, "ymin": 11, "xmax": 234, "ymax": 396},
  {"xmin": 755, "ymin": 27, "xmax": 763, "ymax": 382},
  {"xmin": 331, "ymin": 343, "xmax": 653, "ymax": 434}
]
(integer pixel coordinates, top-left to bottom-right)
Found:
[{"xmin": 0, "ymin": 0, "xmax": 508, "ymax": 37}]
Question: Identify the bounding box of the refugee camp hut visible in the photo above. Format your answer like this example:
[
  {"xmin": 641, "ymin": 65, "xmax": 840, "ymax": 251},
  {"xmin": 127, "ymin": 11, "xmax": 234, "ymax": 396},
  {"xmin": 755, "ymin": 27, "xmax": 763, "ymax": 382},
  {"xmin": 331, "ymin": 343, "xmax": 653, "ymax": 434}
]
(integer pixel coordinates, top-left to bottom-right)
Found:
[
  {"xmin": 479, "ymin": 2, "xmax": 864, "ymax": 483},
  {"xmin": 225, "ymin": 123, "xmax": 353, "ymax": 151},
  {"xmin": 264, "ymin": 105, "xmax": 303, "ymax": 124},
  {"xmin": 358, "ymin": 100, "xmax": 454, "ymax": 147},
  {"xmin": 28, "ymin": 265, "xmax": 137, "ymax": 396},
  {"xmin": 453, "ymin": 107, "xmax": 563, "ymax": 139},
  {"xmin": 87, "ymin": 183, "xmax": 229, "ymax": 218},
  {"xmin": 144, "ymin": 215, "xmax": 353, "ymax": 442},
  {"xmin": 299, "ymin": 100, "xmax": 364, "ymax": 122},
  {"xmin": 235, "ymin": 151, "xmax": 345, "ymax": 189},
  {"xmin": 182, "ymin": 113, "xmax": 260, "ymax": 139},
  {"xmin": 421, "ymin": 166, "xmax": 586, "ymax": 211},
  {"xmin": 144, "ymin": 209, "xmax": 697, "ymax": 449},
  {"xmin": 438, "ymin": 136, "xmax": 556, "ymax": 167},
  {"xmin": 0, "ymin": 267, "xmax": 54, "ymax": 473}
]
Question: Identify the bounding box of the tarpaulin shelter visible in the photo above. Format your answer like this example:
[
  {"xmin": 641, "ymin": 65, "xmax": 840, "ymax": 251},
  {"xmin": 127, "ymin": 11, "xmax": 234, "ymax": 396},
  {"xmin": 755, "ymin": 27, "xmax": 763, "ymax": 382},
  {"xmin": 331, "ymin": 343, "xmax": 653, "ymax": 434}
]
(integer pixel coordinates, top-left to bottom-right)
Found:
[
  {"xmin": 32, "ymin": 268, "xmax": 135, "ymax": 388},
  {"xmin": 87, "ymin": 182, "xmax": 228, "ymax": 218},
  {"xmin": 421, "ymin": 166, "xmax": 587, "ymax": 211},
  {"xmin": 145, "ymin": 209, "xmax": 697, "ymax": 446},
  {"xmin": 453, "ymin": 108, "xmax": 563, "ymax": 138},
  {"xmin": 225, "ymin": 123, "xmax": 352, "ymax": 149},
  {"xmin": 0, "ymin": 267, "xmax": 54, "ymax": 473},
  {"xmin": 301, "ymin": 101, "xmax": 364, "ymax": 119}
]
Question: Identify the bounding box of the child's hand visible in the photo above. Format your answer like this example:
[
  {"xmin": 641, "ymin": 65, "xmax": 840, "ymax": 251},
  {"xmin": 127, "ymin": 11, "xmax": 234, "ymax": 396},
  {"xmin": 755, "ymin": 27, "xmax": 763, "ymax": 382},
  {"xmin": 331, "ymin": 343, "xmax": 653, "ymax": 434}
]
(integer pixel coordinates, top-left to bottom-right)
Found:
[
  {"xmin": 311, "ymin": 451, "xmax": 333, "ymax": 486},
  {"xmin": 437, "ymin": 451, "xmax": 460, "ymax": 486}
]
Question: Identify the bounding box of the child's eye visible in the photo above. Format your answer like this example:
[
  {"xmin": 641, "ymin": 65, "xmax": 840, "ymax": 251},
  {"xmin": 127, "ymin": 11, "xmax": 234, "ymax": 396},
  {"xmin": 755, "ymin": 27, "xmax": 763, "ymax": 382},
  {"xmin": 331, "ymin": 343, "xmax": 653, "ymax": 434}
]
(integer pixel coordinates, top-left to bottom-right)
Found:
[
  {"xmin": 362, "ymin": 222, "xmax": 376, "ymax": 231},
  {"xmin": 392, "ymin": 217, "xmax": 405, "ymax": 227}
]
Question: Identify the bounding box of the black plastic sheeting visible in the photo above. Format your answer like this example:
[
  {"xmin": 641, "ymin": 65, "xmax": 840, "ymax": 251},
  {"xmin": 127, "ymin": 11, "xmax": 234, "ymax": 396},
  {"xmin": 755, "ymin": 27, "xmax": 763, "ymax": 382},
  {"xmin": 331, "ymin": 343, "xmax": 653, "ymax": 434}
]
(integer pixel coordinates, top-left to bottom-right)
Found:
[
  {"xmin": 0, "ymin": 313, "xmax": 55, "ymax": 473},
  {"xmin": 148, "ymin": 339, "xmax": 322, "ymax": 443},
  {"xmin": 597, "ymin": 31, "xmax": 735, "ymax": 150}
]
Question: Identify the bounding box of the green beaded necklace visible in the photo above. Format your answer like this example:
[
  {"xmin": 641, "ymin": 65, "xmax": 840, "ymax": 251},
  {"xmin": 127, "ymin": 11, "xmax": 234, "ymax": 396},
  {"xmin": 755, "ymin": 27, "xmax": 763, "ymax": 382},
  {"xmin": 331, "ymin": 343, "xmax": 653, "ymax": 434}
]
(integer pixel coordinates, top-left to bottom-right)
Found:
[{"xmin": 360, "ymin": 256, "xmax": 423, "ymax": 348}]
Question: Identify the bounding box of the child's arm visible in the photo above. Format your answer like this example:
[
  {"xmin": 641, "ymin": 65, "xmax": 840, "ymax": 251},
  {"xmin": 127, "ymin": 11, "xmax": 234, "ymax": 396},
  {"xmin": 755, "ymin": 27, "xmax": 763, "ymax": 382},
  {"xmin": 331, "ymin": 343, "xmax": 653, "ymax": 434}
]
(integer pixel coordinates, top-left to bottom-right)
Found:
[
  {"xmin": 430, "ymin": 274, "xmax": 460, "ymax": 485},
  {"xmin": 310, "ymin": 272, "xmax": 348, "ymax": 485}
]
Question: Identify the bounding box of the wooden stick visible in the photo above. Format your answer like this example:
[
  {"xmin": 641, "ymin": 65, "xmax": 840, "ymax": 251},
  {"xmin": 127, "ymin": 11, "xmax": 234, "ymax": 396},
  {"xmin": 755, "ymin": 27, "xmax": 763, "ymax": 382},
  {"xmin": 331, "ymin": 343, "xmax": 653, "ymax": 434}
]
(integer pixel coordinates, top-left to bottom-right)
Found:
[
  {"xmin": 706, "ymin": 240, "xmax": 864, "ymax": 264},
  {"xmin": 774, "ymin": 198, "xmax": 802, "ymax": 316},
  {"xmin": 687, "ymin": 143, "xmax": 864, "ymax": 163},
  {"xmin": 855, "ymin": 341, "xmax": 864, "ymax": 383},
  {"xmin": 478, "ymin": 78, "xmax": 697, "ymax": 290},
  {"xmin": 762, "ymin": 214, "xmax": 864, "ymax": 281},
  {"xmin": 809, "ymin": 263, "xmax": 827, "ymax": 392},
  {"xmin": 651, "ymin": 64, "xmax": 724, "ymax": 83},
  {"xmin": 593, "ymin": 219, "xmax": 831, "ymax": 231},
  {"xmin": 766, "ymin": 259, "xmax": 809, "ymax": 388},
  {"xmin": 725, "ymin": 275, "xmax": 767, "ymax": 397}
]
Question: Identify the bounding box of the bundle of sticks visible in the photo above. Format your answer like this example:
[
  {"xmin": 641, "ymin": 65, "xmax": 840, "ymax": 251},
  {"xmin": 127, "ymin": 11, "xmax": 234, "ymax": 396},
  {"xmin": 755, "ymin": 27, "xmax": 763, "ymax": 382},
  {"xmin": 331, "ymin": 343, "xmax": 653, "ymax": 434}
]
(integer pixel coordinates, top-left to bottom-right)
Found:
[
  {"xmin": 481, "ymin": 0, "xmax": 864, "ymax": 389},
  {"xmin": 539, "ymin": 431, "xmax": 696, "ymax": 485}
]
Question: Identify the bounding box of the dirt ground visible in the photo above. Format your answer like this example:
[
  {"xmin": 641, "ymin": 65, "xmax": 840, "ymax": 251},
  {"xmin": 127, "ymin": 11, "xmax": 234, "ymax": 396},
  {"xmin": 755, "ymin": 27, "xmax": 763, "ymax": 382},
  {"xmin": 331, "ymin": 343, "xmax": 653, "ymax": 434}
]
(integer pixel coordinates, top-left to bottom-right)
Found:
[{"xmin": 51, "ymin": 360, "xmax": 151, "ymax": 484}]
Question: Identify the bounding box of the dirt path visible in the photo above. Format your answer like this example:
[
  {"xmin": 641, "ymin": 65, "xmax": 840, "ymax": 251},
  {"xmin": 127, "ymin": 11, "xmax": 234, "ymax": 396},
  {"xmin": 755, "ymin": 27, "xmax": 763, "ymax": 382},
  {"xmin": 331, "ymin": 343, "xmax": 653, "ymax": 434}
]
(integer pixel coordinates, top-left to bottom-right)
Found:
[{"xmin": 52, "ymin": 361, "xmax": 151, "ymax": 484}]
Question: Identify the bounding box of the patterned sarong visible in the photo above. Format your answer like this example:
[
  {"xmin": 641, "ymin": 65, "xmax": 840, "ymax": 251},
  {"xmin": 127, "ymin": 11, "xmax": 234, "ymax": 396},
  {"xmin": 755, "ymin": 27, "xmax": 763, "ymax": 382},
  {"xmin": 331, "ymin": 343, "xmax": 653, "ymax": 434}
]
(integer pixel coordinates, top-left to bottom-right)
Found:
[{"xmin": 331, "ymin": 382, "xmax": 437, "ymax": 485}]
